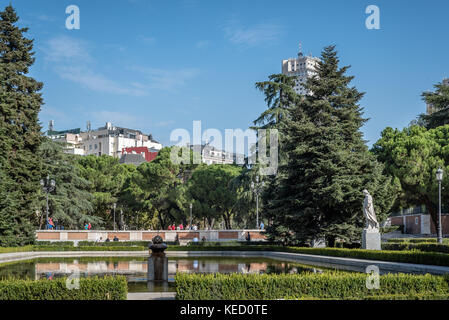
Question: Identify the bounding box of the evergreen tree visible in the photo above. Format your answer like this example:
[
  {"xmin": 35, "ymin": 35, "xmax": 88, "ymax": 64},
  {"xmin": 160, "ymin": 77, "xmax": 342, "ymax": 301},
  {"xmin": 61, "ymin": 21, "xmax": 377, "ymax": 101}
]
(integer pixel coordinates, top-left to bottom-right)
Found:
[
  {"xmin": 417, "ymin": 80, "xmax": 449, "ymax": 129},
  {"xmin": 265, "ymin": 46, "xmax": 395, "ymax": 246},
  {"xmin": 37, "ymin": 139, "xmax": 99, "ymax": 229},
  {"xmin": 0, "ymin": 6, "xmax": 43, "ymax": 246}
]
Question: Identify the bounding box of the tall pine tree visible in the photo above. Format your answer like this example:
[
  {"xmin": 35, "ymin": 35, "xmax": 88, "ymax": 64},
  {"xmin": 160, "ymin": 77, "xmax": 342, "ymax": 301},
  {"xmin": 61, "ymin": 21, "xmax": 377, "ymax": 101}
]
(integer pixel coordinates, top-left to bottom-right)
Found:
[
  {"xmin": 417, "ymin": 80, "xmax": 449, "ymax": 129},
  {"xmin": 265, "ymin": 46, "xmax": 395, "ymax": 246},
  {"xmin": 0, "ymin": 6, "xmax": 43, "ymax": 246}
]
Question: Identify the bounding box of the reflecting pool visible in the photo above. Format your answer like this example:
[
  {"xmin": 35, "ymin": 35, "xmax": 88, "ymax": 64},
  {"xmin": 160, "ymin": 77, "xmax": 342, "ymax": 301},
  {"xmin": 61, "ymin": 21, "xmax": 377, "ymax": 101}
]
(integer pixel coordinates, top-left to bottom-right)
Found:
[{"xmin": 0, "ymin": 256, "xmax": 341, "ymax": 293}]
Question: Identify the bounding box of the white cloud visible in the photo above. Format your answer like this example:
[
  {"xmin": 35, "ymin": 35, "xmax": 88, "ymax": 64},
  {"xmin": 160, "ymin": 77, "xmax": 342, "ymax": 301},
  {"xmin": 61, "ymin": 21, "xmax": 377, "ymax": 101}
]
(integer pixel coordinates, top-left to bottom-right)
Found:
[
  {"xmin": 42, "ymin": 35, "xmax": 199, "ymax": 96},
  {"xmin": 138, "ymin": 35, "xmax": 156, "ymax": 45},
  {"xmin": 55, "ymin": 66, "xmax": 148, "ymax": 97},
  {"xmin": 196, "ymin": 40, "xmax": 210, "ymax": 48},
  {"xmin": 43, "ymin": 36, "xmax": 92, "ymax": 63},
  {"xmin": 133, "ymin": 67, "xmax": 200, "ymax": 92},
  {"xmin": 223, "ymin": 20, "xmax": 283, "ymax": 47}
]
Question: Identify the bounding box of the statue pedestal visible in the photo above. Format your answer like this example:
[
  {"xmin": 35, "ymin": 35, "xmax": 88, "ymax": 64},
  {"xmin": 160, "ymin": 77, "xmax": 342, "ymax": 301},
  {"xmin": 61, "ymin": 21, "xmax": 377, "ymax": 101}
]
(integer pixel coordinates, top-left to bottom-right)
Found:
[
  {"xmin": 362, "ymin": 229, "xmax": 381, "ymax": 250},
  {"xmin": 148, "ymin": 253, "xmax": 168, "ymax": 281}
]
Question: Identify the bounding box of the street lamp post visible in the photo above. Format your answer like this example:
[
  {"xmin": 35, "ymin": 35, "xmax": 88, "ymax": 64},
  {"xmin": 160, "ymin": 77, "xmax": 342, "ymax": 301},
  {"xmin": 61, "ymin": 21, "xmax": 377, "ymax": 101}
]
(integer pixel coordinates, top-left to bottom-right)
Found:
[
  {"xmin": 436, "ymin": 168, "xmax": 444, "ymax": 244},
  {"xmin": 113, "ymin": 203, "xmax": 117, "ymax": 231},
  {"xmin": 251, "ymin": 176, "xmax": 264, "ymax": 230},
  {"xmin": 189, "ymin": 203, "xmax": 193, "ymax": 229},
  {"xmin": 40, "ymin": 176, "xmax": 55, "ymax": 230}
]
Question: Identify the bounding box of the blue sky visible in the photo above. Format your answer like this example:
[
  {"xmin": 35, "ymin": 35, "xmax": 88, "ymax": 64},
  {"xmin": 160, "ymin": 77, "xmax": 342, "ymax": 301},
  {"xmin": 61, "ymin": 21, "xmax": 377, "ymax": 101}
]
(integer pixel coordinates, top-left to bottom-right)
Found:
[{"xmin": 4, "ymin": 0, "xmax": 449, "ymax": 147}]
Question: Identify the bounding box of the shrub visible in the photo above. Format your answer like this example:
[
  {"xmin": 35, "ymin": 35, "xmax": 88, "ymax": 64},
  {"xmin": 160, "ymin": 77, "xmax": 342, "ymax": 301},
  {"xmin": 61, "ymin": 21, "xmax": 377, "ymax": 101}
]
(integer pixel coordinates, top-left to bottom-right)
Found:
[
  {"xmin": 78, "ymin": 241, "xmax": 150, "ymax": 247},
  {"xmin": 383, "ymin": 242, "xmax": 449, "ymax": 254},
  {"xmin": 0, "ymin": 246, "xmax": 34, "ymax": 254},
  {"xmin": 34, "ymin": 241, "xmax": 74, "ymax": 246},
  {"xmin": 175, "ymin": 273, "xmax": 449, "ymax": 300},
  {"xmin": 387, "ymin": 238, "xmax": 449, "ymax": 244},
  {"xmin": 32, "ymin": 246, "xmax": 145, "ymax": 252},
  {"xmin": 0, "ymin": 276, "xmax": 127, "ymax": 300}
]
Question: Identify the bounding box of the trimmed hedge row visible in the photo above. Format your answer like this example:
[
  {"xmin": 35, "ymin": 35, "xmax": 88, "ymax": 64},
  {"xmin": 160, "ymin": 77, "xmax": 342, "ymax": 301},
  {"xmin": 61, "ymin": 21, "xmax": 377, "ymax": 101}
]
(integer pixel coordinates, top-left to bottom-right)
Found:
[
  {"xmin": 0, "ymin": 246, "xmax": 34, "ymax": 254},
  {"xmin": 187, "ymin": 241, "xmax": 280, "ymax": 247},
  {"xmin": 32, "ymin": 246, "xmax": 145, "ymax": 251},
  {"xmin": 387, "ymin": 238, "xmax": 449, "ymax": 244},
  {"xmin": 175, "ymin": 273, "xmax": 449, "ymax": 300},
  {"xmin": 78, "ymin": 241, "xmax": 178, "ymax": 247},
  {"xmin": 0, "ymin": 276, "xmax": 127, "ymax": 300},
  {"xmin": 382, "ymin": 242, "xmax": 449, "ymax": 254},
  {"xmin": 35, "ymin": 241, "xmax": 75, "ymax": 246}
]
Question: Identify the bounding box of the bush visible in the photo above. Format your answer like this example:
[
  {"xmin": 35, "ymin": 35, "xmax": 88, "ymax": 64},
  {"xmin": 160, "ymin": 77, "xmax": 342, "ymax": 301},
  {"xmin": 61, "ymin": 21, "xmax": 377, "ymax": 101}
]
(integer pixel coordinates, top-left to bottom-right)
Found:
[
  {"xmin": 35, "ymin": 241, "xmax": 74, "ymax": 246},
  {"xmin": 0, "ymin": 276, "xmax": 127, "ymax": 300},
  {"xmin": 383, "ymin": 242, "xmax": 449, "ymax": 254},
  {"xmin": 32, "ymin": 246, "xmax": 145, "ymax": 252},
  {"xmin": 78, "ymin": 241, "xmax": 150, "ymax": 247},
  {"xmin": 387, "ymin": 238, "xmax": 449, "ymax": 244},
  {"xmin": 175, "ymin": 273, "xmax": 449, "ymax": 300},
  {"xmin": 0, "ymin": 246, "xmax": 34, "ymax": 254}
]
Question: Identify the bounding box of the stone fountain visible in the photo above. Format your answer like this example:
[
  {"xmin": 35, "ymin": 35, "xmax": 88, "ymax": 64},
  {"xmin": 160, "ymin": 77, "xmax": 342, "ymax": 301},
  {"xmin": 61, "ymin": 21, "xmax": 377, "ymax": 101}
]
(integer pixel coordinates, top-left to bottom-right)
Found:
[{"xmin": 147, "ymin": 235, "xmax": 169, "ymax": 291}]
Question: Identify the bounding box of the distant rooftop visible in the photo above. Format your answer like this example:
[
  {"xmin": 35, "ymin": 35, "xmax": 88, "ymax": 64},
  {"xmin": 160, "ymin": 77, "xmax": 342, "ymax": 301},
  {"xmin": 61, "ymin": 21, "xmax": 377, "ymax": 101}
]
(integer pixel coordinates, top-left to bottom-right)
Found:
[{"xmin": 47, "ymin": 128, "xmax": 81, "ymax": 136}]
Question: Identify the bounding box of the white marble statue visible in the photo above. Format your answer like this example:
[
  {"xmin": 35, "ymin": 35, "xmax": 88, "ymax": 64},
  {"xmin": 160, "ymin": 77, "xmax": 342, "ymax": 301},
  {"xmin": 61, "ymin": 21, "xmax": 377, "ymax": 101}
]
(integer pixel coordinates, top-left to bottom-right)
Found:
[{"xmin": 363, "ymin": 189, "xmax": 379, "ymax": 231}]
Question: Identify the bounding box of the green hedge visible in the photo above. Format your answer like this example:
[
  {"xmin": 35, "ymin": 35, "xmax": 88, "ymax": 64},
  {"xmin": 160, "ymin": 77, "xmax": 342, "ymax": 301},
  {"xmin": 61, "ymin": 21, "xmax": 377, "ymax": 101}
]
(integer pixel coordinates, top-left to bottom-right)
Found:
[
  {"xmin": 0, "ymin": 276, "xmax": 127, "ymax": 300},
  {"xmin": 383, "ymin": 242, "xmax": 449, "ymax": 254},
  {"xmin": 35, "ymin": 241, "xmax": 75, "ymax": 246},
  {"xmin": 175, "ymin": 273, "xmax": 449, "ymax": 300},
  {"xmin": 32, "ymin": 246, "xmax": 145, "ymax": 251},
  {"xmin": 78, "ymin": 241, "xmax": 178, "ymax": 247},
  {"xmin": 187, "ymin": 241, "xmax": 280, "ymax": 247},
  {"xmin": 0, "ymin": 246, "xmax": 34, "ymax": 254},
  {"xmin": 387, "ymin": 238, "xmax": 449, "ymax": 244}
]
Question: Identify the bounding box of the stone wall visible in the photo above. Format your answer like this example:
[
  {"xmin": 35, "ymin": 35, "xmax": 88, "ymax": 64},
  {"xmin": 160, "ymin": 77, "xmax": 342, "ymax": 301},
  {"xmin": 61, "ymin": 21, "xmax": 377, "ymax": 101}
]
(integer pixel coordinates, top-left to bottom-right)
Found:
[
  {"xmin": 390, "ymin": 214, "xmax": 449, "ymax": 235},
  {"xmin": 35, "ymin": 230, "xmax": 267, "ymax": 243}
]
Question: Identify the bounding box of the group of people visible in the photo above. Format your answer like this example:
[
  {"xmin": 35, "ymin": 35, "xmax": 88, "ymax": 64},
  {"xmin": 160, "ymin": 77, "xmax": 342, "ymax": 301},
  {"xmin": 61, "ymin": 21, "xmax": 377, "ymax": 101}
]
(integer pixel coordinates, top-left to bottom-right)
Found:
[
  {"xmin": 46, "ymin": 218, "xmax": 64, "ymax": 230},
  {"xmin": 167, "ymin": 224, "xmax": 198, "ymax": 231},
  {"xmin": 84, "ymin": 223, "xmax": 92, "ymax": 230},
  {"xmin": 95, "ymin": 236, "xmax": 119, "ymax": 242}
]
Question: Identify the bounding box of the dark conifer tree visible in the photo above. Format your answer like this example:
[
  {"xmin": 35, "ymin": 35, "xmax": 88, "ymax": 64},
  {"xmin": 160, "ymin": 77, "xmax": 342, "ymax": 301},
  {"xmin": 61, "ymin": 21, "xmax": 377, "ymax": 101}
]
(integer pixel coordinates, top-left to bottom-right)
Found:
[
  {"xmin": 0, "ymin": 6, "xmax": 43, "ymax": 246},
  {"xmin": 265, "ymin": 46, "xmax": 395, "ymax": 246}
]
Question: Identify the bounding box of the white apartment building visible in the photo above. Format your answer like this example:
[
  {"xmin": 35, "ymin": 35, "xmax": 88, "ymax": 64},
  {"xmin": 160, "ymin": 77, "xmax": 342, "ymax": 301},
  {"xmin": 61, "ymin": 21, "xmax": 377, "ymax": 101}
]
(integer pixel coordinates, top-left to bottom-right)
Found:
[
  {"xmin": 282, "ymin": 46, "xmax": 320, "ymax": 95},
  {"xmin": 79, "ymin": 122, "xmax": 162, "ymax": 158},
  {"xmin": 48, "ymin": 129, "xmax": 85, "ymax": 155},
  {"xmin": 190, "ymin": 144, "xmax": 245, "ymax": 165}
]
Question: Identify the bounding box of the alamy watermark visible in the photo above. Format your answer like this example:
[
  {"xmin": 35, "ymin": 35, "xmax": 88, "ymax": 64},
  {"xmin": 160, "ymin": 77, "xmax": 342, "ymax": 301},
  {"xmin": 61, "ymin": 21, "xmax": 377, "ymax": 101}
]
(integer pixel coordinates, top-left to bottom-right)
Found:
[
  {"xmin": 66, "ymin": 5, "xmax": 80, "ymax": 30},
  {"xmin": 65, "ymin": 265, "xmax": 80, "ymax": 290},
  {"xmin": 365, "ymin": 265, "xmax": 380, "ymax": 289},
  {"xmin": 169, "ymin": 121, "xmax": 278, "ymax": 176},
  {"xmin": 365, "ymin": 5, "xmax": 380, "ymax": 30}
]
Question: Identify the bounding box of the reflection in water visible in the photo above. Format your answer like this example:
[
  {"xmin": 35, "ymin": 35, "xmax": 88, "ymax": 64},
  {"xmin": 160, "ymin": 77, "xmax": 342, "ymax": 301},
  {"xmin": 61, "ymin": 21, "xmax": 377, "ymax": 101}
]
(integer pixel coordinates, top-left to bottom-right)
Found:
[{"xmin": 0, "ymin": 257, "xmax": 330, "ymax": 292}]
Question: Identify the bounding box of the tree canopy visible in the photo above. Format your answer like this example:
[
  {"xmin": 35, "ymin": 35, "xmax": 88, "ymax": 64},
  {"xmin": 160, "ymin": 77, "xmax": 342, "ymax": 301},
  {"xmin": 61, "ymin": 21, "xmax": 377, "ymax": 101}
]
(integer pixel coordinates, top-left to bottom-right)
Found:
[{"xmin": 373, "ymin": 125, "xmax": 449, "ymax": 228}]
